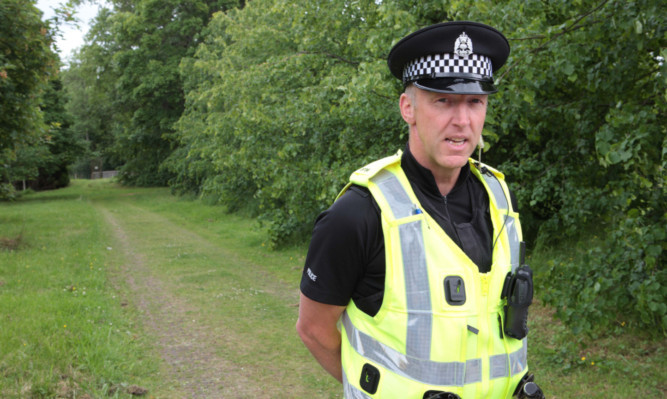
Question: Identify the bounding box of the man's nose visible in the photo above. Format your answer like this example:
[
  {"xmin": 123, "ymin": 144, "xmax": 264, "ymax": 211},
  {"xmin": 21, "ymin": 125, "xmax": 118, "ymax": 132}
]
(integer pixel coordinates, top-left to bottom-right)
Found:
[{"xmin": 451, "ymin": 103, "xmax": 470, "ymax": 126}]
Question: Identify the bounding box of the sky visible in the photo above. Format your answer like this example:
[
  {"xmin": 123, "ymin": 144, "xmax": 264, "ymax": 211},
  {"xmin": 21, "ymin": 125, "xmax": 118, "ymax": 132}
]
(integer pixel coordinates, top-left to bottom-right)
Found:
[{"xmin": 35, "ymin": 0, "xmax": 110, "ymax": 63}]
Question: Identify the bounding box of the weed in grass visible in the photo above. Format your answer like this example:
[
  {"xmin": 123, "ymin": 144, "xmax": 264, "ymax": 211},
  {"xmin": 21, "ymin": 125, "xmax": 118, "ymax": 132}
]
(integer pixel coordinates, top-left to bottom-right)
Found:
[{"xmin": 0, "ymin": 232, "xmax": 23, "ymax": 251}]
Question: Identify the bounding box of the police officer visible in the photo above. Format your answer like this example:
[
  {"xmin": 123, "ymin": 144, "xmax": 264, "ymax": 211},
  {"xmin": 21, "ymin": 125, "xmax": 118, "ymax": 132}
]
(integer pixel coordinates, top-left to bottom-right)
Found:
[{"xmin": 297, "ymin": 21, "xmax": 541, "ymax": 398}]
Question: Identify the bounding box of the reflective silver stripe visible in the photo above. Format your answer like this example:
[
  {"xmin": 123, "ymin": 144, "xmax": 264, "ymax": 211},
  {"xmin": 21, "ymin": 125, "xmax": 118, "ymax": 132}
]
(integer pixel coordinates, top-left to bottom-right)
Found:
[
  {"xmin": 401, "ymin": 221, "xmax": 432, "ymax": 359},
  {"xmin": 510, "ymin": 339, "xmax": 528, "ymax": 376},
  {"xmin": 372, "ymin": 169, "xmax": 413, "ymax": 219},
  {"xmin": 489, "ymin": 339, "xmax": 528, "ymax": 380},
  {"xmin": 343, "ymin": 371, "xmax": 372, "ymax": 399},
  {"xmin": 464, "ymin": 358, "xmax": 482, "ymax": 384},
  {"xmin": 489, "ymin": 354, "xmax": 509, "ymax": 379},
  {"xmin": 371, "ymin": 169, "xmax": 433, "ymax": 359},
  {"xmin": 480, "ymin": 170, "xmax": 521, "ymax": 272},
  {"xmin": 481, "ymin": 171, "xmax": 508, "ymax": 210},
  {"xmin": 344, "ymin": 313, "xmax": 529, "ymax": 388},
  {"xmin": 505, "ymin": 215, "xmax": 520, "ymax": 271},
  {"xmin": 343, "ymin": 312, "xmax": 474, "ymax": 386}
]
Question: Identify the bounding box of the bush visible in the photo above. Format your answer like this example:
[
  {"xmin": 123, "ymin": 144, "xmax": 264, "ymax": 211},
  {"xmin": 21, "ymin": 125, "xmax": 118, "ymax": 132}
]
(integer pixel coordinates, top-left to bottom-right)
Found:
[{"xmin": 0, "ymin": 183, "xmax": 21, "ymax": 201}]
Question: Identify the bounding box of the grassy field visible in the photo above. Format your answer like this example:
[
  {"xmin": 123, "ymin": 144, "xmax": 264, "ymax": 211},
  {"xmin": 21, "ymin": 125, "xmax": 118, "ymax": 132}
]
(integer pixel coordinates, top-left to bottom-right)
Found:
[
  {"xmin": 0, "ymin": 179, "xmax": 664, "ymax": 398},
  {"xmin": 0, "ymin": 181, "xmax": 159, "ymax": 397}
]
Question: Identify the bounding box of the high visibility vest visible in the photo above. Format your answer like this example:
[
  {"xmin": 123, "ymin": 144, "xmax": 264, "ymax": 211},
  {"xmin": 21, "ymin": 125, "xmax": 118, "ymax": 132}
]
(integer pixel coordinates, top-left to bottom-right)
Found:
[{"xmin": 340, "ymin": 152, "xmax": 528, "ymax": 399}]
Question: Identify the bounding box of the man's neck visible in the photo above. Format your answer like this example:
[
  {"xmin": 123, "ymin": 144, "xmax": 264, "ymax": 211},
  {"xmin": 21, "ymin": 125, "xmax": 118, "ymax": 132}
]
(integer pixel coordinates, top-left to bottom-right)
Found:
[
  {"xmin": 403, "ymin": 143, "xmax": 464, "ymax": 197},
  {"xmin": 431, "ymin": 167, "xmax": 461, "ymax": 197}
]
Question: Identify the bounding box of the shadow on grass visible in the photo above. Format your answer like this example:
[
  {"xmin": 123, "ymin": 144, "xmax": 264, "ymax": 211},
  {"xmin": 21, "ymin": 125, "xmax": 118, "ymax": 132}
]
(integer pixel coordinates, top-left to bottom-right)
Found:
[
  {"xmin": 15, "ymin": 193, "xmax": 85, "ymax": 203},
  {"xmin": 8, "ymin": 179, "xmax": 138, "ymax": 205}
]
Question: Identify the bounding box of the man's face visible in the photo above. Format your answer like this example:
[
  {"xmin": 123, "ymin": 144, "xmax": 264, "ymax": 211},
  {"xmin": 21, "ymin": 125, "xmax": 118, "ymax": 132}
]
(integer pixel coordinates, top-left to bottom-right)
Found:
[{"xmin": 400, "ymin": 86, "xmax": 488, "ymax": 177}]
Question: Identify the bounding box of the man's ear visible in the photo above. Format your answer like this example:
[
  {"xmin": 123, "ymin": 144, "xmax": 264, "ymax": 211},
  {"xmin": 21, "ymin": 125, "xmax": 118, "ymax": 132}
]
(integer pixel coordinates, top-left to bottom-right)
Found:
[{"xmin": 399, "ymin": 92, "xmax": 415, "ymax": 125}]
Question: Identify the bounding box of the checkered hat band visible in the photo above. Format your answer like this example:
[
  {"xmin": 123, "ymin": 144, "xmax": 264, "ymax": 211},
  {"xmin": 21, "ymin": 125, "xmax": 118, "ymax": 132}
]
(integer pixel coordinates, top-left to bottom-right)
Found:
[{"xmin": 402, "ymin": 53, "xmax": 493, "ymax": 82}]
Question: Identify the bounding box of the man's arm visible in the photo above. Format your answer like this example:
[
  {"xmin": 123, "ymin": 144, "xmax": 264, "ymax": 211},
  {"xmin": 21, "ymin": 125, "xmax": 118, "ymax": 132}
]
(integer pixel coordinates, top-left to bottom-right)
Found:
[{"xmin": 296, "ymin": 293, "xmax": 347, "ymax": 383}]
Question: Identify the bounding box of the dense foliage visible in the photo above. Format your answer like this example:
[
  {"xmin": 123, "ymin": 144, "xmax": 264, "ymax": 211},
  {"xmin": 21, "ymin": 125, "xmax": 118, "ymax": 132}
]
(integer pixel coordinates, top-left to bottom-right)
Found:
[
  {"xmin": 24, "ymin": 78, "xmax": 82, "ymax": 190},
  {"xmin": 64, "ymin": 7, "xmax": 127, "ymax": 178},
  {"xmin": 170, "ymin": 0, "xmax": 409, "ymax": 243},
  {"xmin": 63, "ymin": 0, "xmax": 243, "ymax": 186},
  {"xmin": 60, "ymin": 0, "xmax": 667, "ymax": 335},
  {"xmin": 0, "ymin": 0, "xmax": 78, "ymax": 197},
  {"xmin": 0, "ymin": 0, "xmax": 56, "ymax": 152}
]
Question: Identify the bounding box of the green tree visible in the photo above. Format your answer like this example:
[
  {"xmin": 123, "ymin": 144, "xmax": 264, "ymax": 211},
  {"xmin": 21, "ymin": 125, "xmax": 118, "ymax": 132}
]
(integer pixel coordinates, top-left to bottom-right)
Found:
[
  {"xmin": 32, "ymin": 77, "xmax": 83, "ymax": 190},
  {"xmin": 4, "ymin": 77, "xmax": 82, "ymax": 191},
  {"xmin": 99, "ymin": 0, "xmax": 242, "ymax": 186},
  {"xmin": 0, "ymin": 0, "xmax": 59, "ymax": 198},
  {"xmin": 172, "ymin": 0, "xmax": 417, "ymax": 244},
  {"xmin": 0, "ymin": 0, "xmax": 57, "ymax": 151},
  {"xmin": 63, "ymin": 7, "xmax": 120, "ymax": 179}
]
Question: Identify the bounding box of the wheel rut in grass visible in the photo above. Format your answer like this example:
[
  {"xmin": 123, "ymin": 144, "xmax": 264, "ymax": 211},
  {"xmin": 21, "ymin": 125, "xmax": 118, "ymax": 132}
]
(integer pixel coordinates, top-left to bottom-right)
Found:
[{"xmin": 98, "ymin": 205, "xmax": 267, "ymax": 398}]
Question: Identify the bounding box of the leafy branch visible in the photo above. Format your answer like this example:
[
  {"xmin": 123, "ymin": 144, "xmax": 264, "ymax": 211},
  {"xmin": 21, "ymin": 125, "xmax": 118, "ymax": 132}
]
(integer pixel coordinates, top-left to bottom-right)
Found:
[
  {"xmin": 498, "ymin": 0, "xmax": 610, "ymax": 81},
  {"xmin": 295, "ymin": 50, "xmax": 360, "ymax": 66}
]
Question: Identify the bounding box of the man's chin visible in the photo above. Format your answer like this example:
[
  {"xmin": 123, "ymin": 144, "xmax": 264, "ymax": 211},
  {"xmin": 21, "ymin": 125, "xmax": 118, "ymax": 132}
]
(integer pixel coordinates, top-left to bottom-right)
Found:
[{"xmin": 439, "ymin": 155, "xmax": 472, "ymax": 169}]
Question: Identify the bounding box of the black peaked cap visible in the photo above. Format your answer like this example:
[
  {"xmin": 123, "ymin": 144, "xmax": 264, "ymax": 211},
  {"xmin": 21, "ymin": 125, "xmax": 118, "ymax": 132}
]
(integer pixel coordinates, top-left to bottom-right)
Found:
[{"xmin": 387, "ymin": 21, "xmax": 510, "ymax": 94}]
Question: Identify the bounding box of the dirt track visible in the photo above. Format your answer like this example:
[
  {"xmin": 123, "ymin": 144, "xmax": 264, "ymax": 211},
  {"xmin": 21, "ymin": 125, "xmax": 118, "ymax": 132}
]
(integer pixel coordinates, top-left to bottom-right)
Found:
[{"xmin": 97, "ymin": 205, "xmax": 265, "ymax": 398}]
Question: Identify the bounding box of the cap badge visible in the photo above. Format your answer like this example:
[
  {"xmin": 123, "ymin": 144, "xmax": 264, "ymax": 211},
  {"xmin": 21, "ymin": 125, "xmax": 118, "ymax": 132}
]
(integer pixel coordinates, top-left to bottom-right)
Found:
[{"xmin": 454, "ymin": 32, "xmax": 473, "ymax": 58}]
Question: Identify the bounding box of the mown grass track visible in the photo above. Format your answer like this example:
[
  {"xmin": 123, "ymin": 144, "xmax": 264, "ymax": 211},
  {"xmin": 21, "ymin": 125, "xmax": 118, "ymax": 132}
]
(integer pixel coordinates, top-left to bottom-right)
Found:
[
  {"xmin": 87, "ymin": 182, "xmax": 342, "ymax": 398},
  {"xmin": 0, "ymin": 180, "xmax": 339, "ymax": 398}
]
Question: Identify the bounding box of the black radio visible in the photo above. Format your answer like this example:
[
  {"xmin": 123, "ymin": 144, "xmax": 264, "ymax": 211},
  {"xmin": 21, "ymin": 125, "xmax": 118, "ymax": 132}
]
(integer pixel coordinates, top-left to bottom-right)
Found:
[{"xmin": 501, "ymin": 242, "xmax": 534, "ymax": 340}]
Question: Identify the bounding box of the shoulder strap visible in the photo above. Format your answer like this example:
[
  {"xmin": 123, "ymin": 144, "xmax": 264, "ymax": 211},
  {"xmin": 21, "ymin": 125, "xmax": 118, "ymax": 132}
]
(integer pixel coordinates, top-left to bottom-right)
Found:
[
  {"xmin": 335, "ymin": 150, "xmax": 403, "ymax": 201},
  {"xmin": 349, "ymin": 150, "xmax": 403, "ymax": 187},
  {"xmin": 470, "ymin": 159, "xmax": 513, "ymax": 213},
  {"xmin": 470, "ymin": 159, "xmax": 523, "ymax": 271}
]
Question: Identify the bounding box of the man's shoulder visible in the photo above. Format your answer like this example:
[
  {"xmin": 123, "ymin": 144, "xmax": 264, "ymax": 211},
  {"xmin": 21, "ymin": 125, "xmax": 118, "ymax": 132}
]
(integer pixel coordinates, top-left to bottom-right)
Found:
[
  {"xmin": 349, "ymin": 151, "xmax": 403, "ymax": 186},
  {"xmin": 329, "ymin": 185, "xmax": 379, "ymax": 220}
]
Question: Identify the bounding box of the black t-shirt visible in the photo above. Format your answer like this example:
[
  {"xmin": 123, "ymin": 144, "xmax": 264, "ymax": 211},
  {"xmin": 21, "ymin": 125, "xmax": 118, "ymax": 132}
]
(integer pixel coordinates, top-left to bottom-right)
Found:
[{"xmin": 300, "ymin": 146, "xmax": 512, "ymax": 316}]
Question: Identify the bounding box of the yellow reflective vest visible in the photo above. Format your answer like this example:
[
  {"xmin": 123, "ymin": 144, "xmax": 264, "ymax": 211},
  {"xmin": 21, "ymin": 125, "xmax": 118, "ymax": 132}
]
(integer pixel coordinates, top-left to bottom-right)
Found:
[{"xmin": 340, "ymin": 152, "xmax": 528, "ymax": 399}]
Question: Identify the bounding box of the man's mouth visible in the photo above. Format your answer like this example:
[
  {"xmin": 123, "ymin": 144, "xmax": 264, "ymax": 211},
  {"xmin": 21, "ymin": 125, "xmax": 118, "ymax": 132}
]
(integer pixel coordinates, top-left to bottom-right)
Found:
[{"xmin": 445, "ymin": 138, "xmax": 466, "ymax": 145}]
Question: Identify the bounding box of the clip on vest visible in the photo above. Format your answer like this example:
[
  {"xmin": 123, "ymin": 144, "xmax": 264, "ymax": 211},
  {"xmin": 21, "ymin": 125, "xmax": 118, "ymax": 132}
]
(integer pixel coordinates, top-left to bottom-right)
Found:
[
  {"xmin": 444, "ymin": 276, "xmax": 466, "ymax": 306},
  {"xmin": 360, "ymin": 363, "xmax": 380, "ymax": 394}
]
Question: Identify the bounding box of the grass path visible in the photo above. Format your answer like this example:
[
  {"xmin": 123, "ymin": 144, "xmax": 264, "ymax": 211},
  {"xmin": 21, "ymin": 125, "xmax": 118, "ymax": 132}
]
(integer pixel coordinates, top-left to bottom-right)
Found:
[
  {"xmin": 89, "ymin": 187, "xmax": 339, "ymax": 398},
  {"xmin": 98, "ymin": 205, "xmax": 251, "ymax": 397},
  {"xmin": 0, "ymin": 180, "xmax": 339, "ymax": 398}
]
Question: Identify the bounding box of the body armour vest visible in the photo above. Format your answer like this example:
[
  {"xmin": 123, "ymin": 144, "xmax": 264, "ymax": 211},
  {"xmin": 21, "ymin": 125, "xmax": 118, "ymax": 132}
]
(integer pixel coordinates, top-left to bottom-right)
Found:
[{"xmin": 340, "ymin": 152, "xmax": 528, "ymax": 399}]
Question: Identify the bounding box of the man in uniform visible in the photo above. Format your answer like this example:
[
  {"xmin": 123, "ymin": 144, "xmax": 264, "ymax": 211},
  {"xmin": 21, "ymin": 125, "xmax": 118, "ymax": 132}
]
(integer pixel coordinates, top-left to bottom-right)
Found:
[{"xmin": 297, "ymin": 21, "xmax": 543, "ymax": 399}]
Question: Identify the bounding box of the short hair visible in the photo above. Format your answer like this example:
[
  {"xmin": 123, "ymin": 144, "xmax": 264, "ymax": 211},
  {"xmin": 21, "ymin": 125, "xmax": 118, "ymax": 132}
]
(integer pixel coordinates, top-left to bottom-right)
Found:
[{"xmin": 404, "ymin": 83, "xmax": 418, "ymax": 110}]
